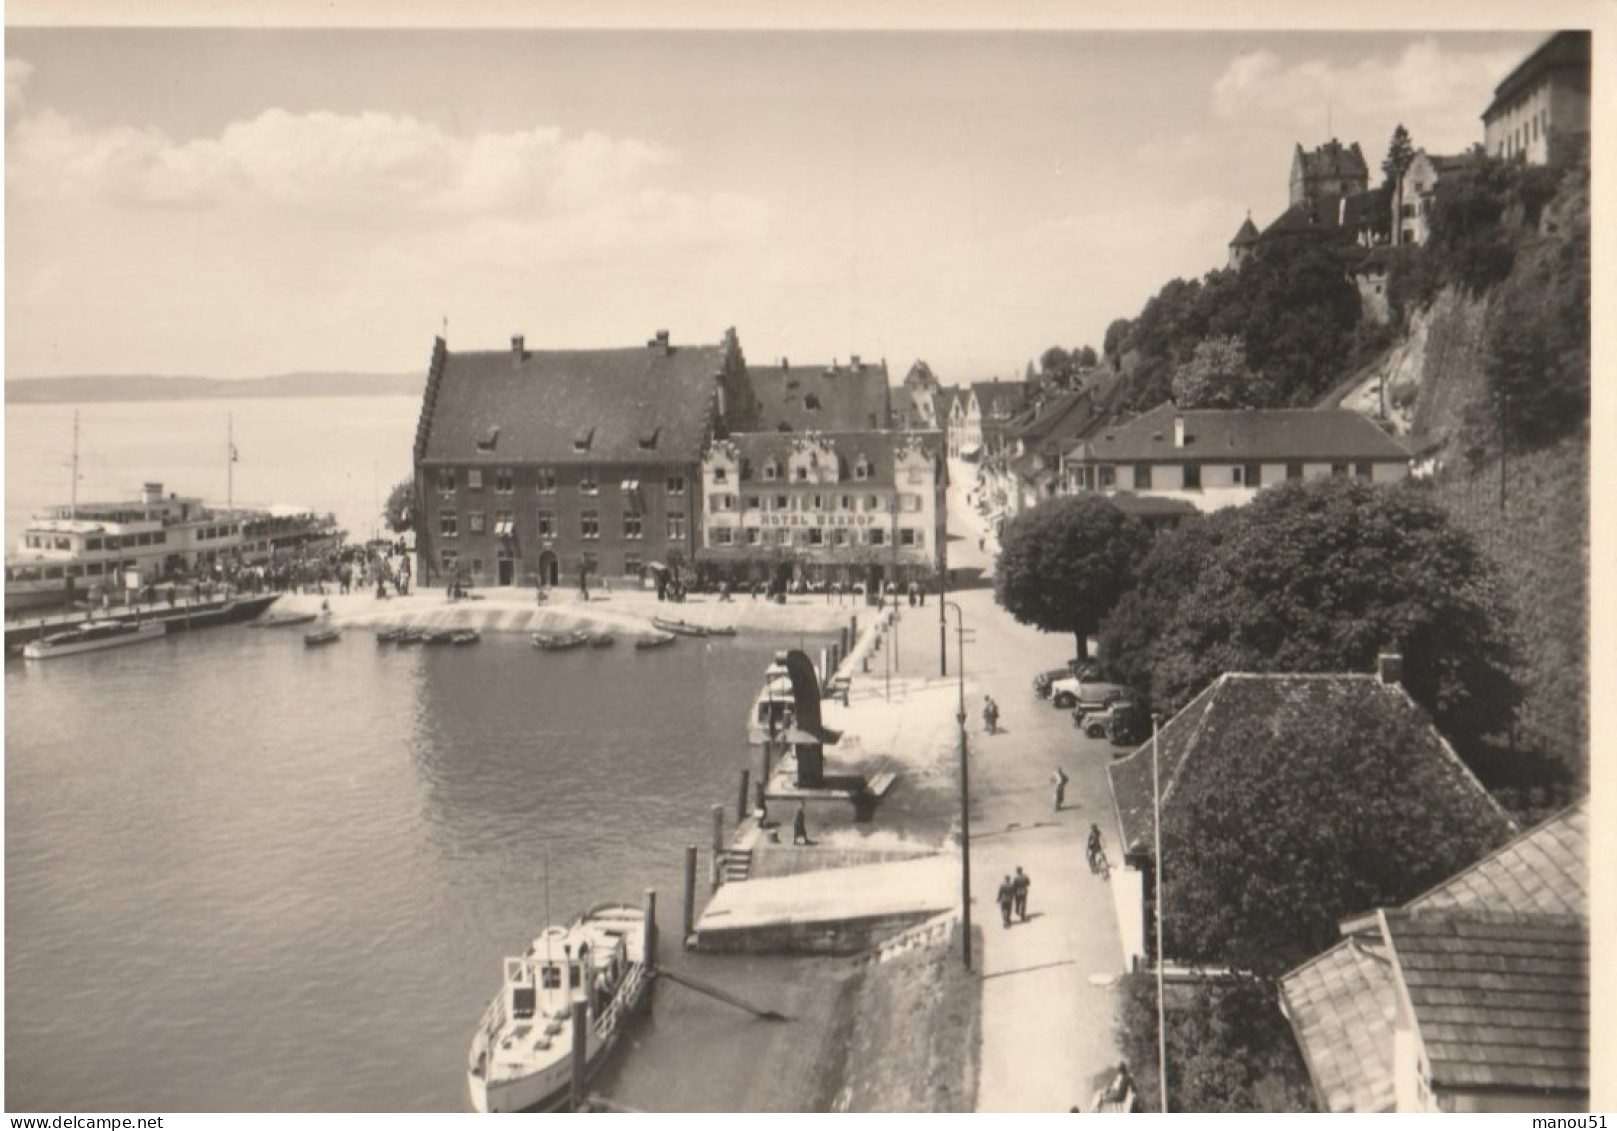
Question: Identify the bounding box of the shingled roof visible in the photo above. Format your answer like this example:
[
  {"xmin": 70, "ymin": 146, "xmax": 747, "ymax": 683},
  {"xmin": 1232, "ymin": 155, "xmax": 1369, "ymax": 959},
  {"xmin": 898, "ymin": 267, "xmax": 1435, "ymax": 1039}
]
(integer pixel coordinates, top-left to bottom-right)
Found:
[
  {"xmin": 1280, "ymin": 800, "xmax": 1589, "ymax": 1112},
  {"xmin": 1106, "ymin": 673, "xmax": 1513, "ymax": 861},
  {"xmin": 1071, "ymin": 402, "xmax": 1410, "ymax": 464},
  {"xmin": 1297, "ymin": 139, "xmax": 1369, "ymax": 182},
  {"xmin": 1483, "ymin": 31, "xmax": 1591, "ymax": 122},
  {"xmin": 720, "ymin": 430, "xmax": 938, "ymax": 487},
  {"xmin": 1229, "ymin": 216, "xmax": 1261, "ymax": 247},
  {"xmin": 746, "ymin": 359, "xmax": 890, "ymax": 433},
  {"xmin": 419, "ymin": 335, "xmax": 727, "ymax": 466}
]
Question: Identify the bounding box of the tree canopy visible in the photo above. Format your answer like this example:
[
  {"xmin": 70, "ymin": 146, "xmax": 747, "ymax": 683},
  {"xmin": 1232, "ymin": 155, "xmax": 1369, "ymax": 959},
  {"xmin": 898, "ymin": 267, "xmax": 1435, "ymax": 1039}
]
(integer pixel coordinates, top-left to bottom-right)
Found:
[
  {"xmin": 1161, "ymin": 688, "xmax": 1514, "ymax": 974},
  {"xmin": 1098, "ymin": 477, "xmax": 1519, "ymax": 751},
  {"xmin": 994, "ymin": 495, "xmax": 1149, "ymax": 656},
  {"xmin": 383, "ymin": 477, "xmax": 417, "ymax": 533},
  {"xmin": 1170, "ymin": 336, "xmax": 1263, "ymax": 409},
  {"xmin": 1381, "ymin": 123, "xmax": 1415, "ymax": 188}
]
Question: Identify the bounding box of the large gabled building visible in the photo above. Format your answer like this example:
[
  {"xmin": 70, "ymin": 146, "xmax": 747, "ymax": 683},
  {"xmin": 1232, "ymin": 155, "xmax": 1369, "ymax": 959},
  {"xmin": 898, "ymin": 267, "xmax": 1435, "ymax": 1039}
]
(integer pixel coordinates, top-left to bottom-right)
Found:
[
  {"xmin": 1482, "ymin": 31, "xmax": 1591, "ymax": 165},
  {"xmin": 744, "ymin": 357, "xmax": 891, "ymax": 433},
  {"xmin": 411, "ymin": 329, "xmax": 751, "ymax": 589}
]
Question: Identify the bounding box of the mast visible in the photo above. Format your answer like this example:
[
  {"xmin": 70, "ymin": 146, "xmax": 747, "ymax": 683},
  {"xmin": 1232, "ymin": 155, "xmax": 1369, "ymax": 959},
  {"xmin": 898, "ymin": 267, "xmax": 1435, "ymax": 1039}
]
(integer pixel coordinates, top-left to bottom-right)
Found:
[
  {"xmin": 227, "ymin": 414, "xmax": 234, "ymax": 513},
  {"xmin": 70, "ymin": 410, "xmax": 80, "ymax": 520}
]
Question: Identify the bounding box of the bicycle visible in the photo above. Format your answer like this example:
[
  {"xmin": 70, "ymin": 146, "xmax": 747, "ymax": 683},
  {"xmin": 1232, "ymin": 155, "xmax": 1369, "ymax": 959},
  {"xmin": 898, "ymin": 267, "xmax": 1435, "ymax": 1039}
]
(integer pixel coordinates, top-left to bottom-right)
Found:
[{"xmin": 1086, "ymin": 840, "xmax": 1110, "ymax": 880}]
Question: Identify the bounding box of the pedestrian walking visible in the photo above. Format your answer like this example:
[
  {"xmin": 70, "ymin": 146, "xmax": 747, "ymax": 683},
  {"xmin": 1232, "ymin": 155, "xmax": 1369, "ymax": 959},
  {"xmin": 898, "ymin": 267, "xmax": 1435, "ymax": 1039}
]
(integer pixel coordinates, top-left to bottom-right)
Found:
[
  {"xmin": 792, "ymin": 802, "xmax": 810, "ymax": 846},
  {"xmin": 983, "ymin": 695, "xmax": 1000, "ymax": 735},
  {"xmin": 996, "ymin": 876, "xmax": 1015, "ymax": 928},
  {"xmin": 1012, "ymin": 866, "xmax": 1031, "ymax": 921},
  {"xmin": 1051, "ymin": 765, "xmax": 1069, "ymax": 812}
]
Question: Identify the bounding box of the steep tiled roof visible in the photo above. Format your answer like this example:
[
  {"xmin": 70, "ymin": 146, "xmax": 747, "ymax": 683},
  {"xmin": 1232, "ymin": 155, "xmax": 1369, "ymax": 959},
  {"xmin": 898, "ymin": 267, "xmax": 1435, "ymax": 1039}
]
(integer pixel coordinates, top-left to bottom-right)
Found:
[
  {"xmin": 420, "ymin": 338, "xmax": 724, "ymax": 465},
  {"xmin": 1107, "ymin": 673, "xmax": 1513, "ymax": 859},
  {"xmin": 721, "ymin": 430, "xmax": 938, "ymax": 488},
  {"xmin": 1280, "ymin": 937, "xmax": 1401, "ymax": 1112},
  {"xmin": 1008, "ymin": 390, "xmax": 1099, "ymax": 453},
  {"xmin": 1230, "ymin": 216, "xmax": 1261, "ymax": 246},
  {"xmin": 1483, "ymin": 31, "xmax": 1591, "ymax": 122},
  {"xmin": 1280, "ymin": 800, "xmax": 1589, "ymax": 1111},
  {"xmin": 1074, "ymin": 402, "xmax": 1410, "ymax": 464},
  {"xmin": 969, "ymin": 381, "xmax": 1030, "ymax": 420},
  {"xmin": 1382, "ymin": 908, "xmax": 1588, "ymax": 1095},
  {"xmin": 746, "ymin": 361, "xmax": 890, "ymax": 433},
  {"xmin": 1262, "ymin": 202, "xmax": 1328, "ymax": 240}
]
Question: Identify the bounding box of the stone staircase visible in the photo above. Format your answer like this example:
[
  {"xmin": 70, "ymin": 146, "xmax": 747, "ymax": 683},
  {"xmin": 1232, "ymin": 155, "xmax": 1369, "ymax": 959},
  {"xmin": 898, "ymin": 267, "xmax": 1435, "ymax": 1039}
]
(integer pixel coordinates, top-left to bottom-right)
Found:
[
  {"xmin": 870, "ymin": 910, "xmax": 959, "ymax": 963},
  {"xmin": 719, "ymin": 846, "xmax": 754, "ymax": 884}
]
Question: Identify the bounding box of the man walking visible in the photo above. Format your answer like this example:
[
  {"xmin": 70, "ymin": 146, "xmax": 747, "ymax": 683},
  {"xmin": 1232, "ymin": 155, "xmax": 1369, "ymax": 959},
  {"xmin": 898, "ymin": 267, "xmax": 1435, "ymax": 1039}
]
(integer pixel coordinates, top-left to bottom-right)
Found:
[
  {"xmin": 996, "ymin": 875, "xmax": 1015, "ymax": 928},
  {"xmin": 792, "ymin": 801, "xmax": 810, "ymax": 846},
  {"xmin": 1012, "ymin": 866, "xmax": 1031, "ymax": 922},
  {"xmin": 1051, "ymin": 765, "xmax": 1069, "ymax": 812}
]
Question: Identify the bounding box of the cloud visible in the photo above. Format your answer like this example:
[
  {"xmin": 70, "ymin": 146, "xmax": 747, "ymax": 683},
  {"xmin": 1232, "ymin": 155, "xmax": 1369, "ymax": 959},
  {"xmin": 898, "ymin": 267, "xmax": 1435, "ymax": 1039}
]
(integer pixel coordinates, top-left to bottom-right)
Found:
[
  {"xmin": 4, "ymin": 105, "xmax": 763, "ymax": 241},
  {"xmin": 6, "ymin": 57, "xmax": 34, "ymax": 128},
  {"xmin": 1211, "ymin": 39, "xmax": 1524, "ymax": 149}
]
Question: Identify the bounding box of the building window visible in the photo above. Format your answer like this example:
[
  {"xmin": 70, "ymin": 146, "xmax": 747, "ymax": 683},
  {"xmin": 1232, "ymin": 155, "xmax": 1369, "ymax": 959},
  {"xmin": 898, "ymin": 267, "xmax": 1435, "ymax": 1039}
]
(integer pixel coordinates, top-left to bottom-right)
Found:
[
  {"xmin": 495, "ymin": 468, "xmax": 514, "ymax": 494},
  {"xmin": 775, "ymin": 495, "xmax": 789, "ymax": 511},
  {"xmin": 438, "ymin": 468, "xmax": 456, "ymax": 494},
  {"xmin": 624, "ymin": 512, "xmax": 643, "ymax": 540},
  {"xmin": 667, "ymin": 475, "xmax": 685, "ymax": 495},
  {"xmin": 467, "ymin": 469, "xmax": 484, "ymax": 491},
  {"xmin": 581, "ymin": 510, "xmax": 600, "ymax": 539},
  {"xmin": 668, "ymin": 512, "xmax": 686, "ymax": 541},
  {"xmin": 495, "ymin": 509, "xmax": 514, "ymax": 536},
  {"xmin": 470, "ymin": 558, "xmax": 484, "ymax": 578},
  {"xmin": 831, "ymin": 528, "xmax": 847, "ymax": 547},
  {"xmin": 536, "ymin": 468, "xmax": 556, "ymax": 494},
  {"xmin": 1355, "ymin": 462, "xmax": 1373, "ymax": 479},
  {"xmin": 855, "ymin": 460, "xmax": 870, "ymax": 480},
  {"xmin": 439, "ymin": 512, "xmax": 459, "ymax": 538},
  {"xmin": 1331, "ymin": 463, "xmax": 1349, "ymax": 477},
  {"xmin": 900, "ymin": 528, "xmax": 920, "ymax": 547},
  {"xmin": 794, "ymin": 466, "xmax": 809, "ymax": 481},
  {"xmin": 1098, "ymin": 466, "xmax": 1116, "ymax": 489},
  {"xmin": 745, "ymin": 528, "xmax": 761, "ymax": 545},
  {"xmin": 762, "ymin": 461, "xmax": 778, "ymax": 481},
  {"xmin": 840, "ymin": 495, "xmax": 853, "ymax": 511},
  {"xmin": 870, "ymin": 528, "xmax": 886, "ymax": 546},
  {"xmin": 1286, "ymin": 462, "xmax": 1304, "ymax": 481},
  {"xmin": 440, "ymin": 550, "xmax": 458, "ymax": 574},
  {"xmin": 745, "ymin": 495, "xmax": 761, "ymax": 510},
  {"xmin": 866, "ymin": 495, "xmax": 880, "ymax": 510},
  {"xmin": 712, "ymin": 527, "xmax": 734, "ymax": 546},
  {"xmin": 1183, "ymin": 463, "xmax": 1202, "ymax": 490},
  {"xmin": 579, "ymin": 474, "xmax": 598, "ymax": 496},
  {"xmin": 624, "ymin": 552, "xmax": 642, "ymax": 576},
  {"xmin": 537, "ymin": 510, "xmax": 556, "ymax": 538},
  {"xmin": 808, "ymin": 528, "xmax": 824, "ymax": 546},
  {"xmin": 712, "ymin": 466, "xmax": 728, "ymax": 484},
  {"xmin": 1133, "ymin": 465, "xmax": 1152, "ymax": 490},
  {"xmin": 468, "ymin": 511, "xmax": 486, "ymax": 535},
  {"xmin": 1244, "ymin": 463, "xmax": 1262, "ymax": 487}
]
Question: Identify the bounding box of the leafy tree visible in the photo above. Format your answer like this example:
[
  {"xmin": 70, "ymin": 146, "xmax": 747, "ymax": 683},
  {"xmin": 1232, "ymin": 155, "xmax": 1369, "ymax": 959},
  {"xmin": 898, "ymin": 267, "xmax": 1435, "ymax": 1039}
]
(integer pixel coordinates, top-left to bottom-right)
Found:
[
  {"xmin": 1162, "ymin": 688, "xmax": 1515, "ymax": 973},
  {"xmin": 1102, "ymin": 477, "xmax": 1519, "ymax": 751},
  {"xmin": 1170, "ymin": 336, "xmax": 1261, "ymax": 409},
  {"xmin": 1381, "ymin": 123, "xmax": 1415, "ymax": 188},
  {"xmin": 1073, "ymin": 344, "xmax": 1099, "ymax": 369},
  {"xmin": 1039, "ymin": 346, "xmax": 1073, "ymax": 388},
  {"xmin": 383, "ymin": 477, "xmax": 417, "ymax": 533},
  {"xmin": 1221, "ymin": 240, "xmax": 1360, "ymax": 406},
  {"xmin": 1103, "ymin": 318, "xmax": 1133, "ymax": 364},
  {"xmin": 994, "ymin": 495, "xmax": 1149, "ymax": 658},
  {"xmin": 1117, "ymin": 974, "xmax": 1315, "ymax": 1113}
]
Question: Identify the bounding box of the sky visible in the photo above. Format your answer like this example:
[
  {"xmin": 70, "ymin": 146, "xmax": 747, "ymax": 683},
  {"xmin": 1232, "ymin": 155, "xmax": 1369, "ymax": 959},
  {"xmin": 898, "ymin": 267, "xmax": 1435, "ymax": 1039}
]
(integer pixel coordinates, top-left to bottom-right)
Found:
[{"xmin": 1, "ymin": 10, "xmax": 1560, "ymax": 383}]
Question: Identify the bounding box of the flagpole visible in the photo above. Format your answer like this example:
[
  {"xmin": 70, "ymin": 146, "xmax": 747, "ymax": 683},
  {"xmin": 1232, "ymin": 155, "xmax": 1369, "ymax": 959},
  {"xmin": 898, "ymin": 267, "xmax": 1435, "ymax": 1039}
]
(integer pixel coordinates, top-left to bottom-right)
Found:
[{"xmin": 227, "ymin": 413, "xmax": 234, "ymax": 512}]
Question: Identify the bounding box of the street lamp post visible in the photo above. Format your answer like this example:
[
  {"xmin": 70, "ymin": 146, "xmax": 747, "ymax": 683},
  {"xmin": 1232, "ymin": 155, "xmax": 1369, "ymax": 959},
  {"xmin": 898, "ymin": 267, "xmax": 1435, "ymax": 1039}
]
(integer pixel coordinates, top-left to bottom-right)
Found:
[
  {"xmin": 1152, "ymin": 711, "xmax": 1167, "ymax": 1114},
  {"xmin": 944, "ymin": 600, "xmax": 970, "ymax": 971}
]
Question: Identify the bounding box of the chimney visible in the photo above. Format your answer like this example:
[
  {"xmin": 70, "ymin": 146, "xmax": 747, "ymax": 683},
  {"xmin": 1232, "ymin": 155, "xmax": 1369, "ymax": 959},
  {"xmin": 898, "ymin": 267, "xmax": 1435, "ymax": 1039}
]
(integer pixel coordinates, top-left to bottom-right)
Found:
[
  {"xmin": 1173, "ymin": 415, "xmax": 1185, "ymax": 448},
  {"xmin": 781, "ymin": 357, "xmax": 790, "ymax": 371},
  {"xmin": 851, "ymin": 354, "xmax": 862, "ymax": 371},
  {"xmin": 511, "ymin": 335, "xmax": 525, "ymax": 365},
  {"xmin": 1377, "ymin": 653, "xmax": 1403, "ymax": 686},
  {"xmin": 143, "ymin": 482, "xmax": 163, "ymax": 504},
  {"xmin": 648, "ymin": 329, "xmax": 671, "ymax": 354}
]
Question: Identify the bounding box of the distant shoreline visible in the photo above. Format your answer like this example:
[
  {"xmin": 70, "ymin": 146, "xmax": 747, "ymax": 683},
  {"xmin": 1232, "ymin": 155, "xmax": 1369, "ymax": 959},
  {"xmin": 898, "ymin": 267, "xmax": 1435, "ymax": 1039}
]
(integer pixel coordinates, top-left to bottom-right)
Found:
[{"xmin": 6, "ymin": 373, "xmax": 423, "ymax": 405}]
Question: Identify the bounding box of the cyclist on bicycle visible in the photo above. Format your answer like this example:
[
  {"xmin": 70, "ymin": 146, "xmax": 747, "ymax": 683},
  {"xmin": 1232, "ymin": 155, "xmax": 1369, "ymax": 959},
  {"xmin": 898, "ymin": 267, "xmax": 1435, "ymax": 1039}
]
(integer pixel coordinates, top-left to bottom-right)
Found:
[{"xmin": 1086, "ymin": 823, "xmax": 1105, "ymax": 873}]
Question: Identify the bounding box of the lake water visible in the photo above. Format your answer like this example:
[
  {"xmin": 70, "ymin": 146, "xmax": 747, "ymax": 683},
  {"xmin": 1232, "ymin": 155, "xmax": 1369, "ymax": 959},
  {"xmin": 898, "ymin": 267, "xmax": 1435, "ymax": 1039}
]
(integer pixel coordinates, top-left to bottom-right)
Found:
[{"xmin": 4, "ymin": 397, "xmax": 845, "ymax": 1112}]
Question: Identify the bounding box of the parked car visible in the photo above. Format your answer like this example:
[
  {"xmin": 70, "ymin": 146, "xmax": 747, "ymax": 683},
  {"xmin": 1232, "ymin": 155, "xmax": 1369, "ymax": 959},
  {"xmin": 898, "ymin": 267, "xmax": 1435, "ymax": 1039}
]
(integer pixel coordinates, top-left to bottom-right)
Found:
[
  {"xmin": 1073, "ymin": 699, "xmax": 1148, "ymax": 745},
  {"xmin": 1050, "ymin": 676, "xmax": 1134, "ymax": 712},
  {"xmin": 1032, "ymin": 668, "xmax": 1070, "ymax": 699}
]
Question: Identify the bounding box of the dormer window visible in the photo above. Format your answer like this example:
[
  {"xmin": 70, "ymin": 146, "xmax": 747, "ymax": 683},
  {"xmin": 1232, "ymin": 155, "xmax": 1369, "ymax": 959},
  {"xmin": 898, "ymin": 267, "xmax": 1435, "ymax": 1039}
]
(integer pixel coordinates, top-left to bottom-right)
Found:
[
  {"xmin": 762, "ymin": 460, "xmax": 779, "ymax": 481},
  {"xmin": 638, "ymin": 428, "xmax": 660, "ymax": 451},
  {"xmin": 804, "ymin": 393, "xmax": 821, "ymax": 411},
  {"xmin": 854, "ymin": 458, "xmax": 871, "ymax": 481},
  {"xmin": 794, "ymin": 466, "xmax": 809, "ymax": 482},
  {"xmin": 573, "ymin": 428, "xmax": 594, "ymax": 453},
  {"xmin": 579, "ymin": 474, "xmax": 598, "ymax": 496},
  {"xmin": 712, "ymin": 466, "xmax": 729, "ymax": 484},
  {"xmin": 476, "ymin": 426, "xmax": 500, "ymax": 453}
]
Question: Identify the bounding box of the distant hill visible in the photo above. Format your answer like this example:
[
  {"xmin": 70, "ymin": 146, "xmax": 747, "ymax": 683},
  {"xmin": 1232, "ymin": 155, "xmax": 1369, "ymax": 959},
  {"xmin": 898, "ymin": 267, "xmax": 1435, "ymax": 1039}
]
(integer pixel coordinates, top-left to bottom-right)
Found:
[{"xmin": 5, "ymin": 372, "xmax": 424, "ymax": 404}]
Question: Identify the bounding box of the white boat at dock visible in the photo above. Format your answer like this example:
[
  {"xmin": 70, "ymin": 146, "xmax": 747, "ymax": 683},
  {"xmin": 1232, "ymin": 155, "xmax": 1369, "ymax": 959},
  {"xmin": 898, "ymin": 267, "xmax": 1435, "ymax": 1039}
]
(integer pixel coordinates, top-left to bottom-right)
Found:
[
  {"xmin": 467, "ymin": 903, "xmax": 652, "ymax": 1113},
  {"xmin": 22, "ymin": 619, "xmax": 167, "ymax": 659}
]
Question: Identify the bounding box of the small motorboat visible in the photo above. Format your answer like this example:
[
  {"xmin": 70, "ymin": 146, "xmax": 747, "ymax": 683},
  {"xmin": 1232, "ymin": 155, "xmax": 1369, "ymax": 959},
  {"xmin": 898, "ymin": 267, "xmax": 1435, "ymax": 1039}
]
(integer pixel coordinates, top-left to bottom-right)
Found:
[
  {"xmin": 376, "ymin": 627, "xmax": 407, "ymax": 644},
  {"xmin": 704, "ymin": 624, "xmax": 738, "ymax": 637},
  {"xmin": 304, "ymin": 628, "xmax": 342, "ymax": 647},
  {"xmin": 422, "ymin": 630, "xmax": 459, "ymax": 645},
  {"xmin": 467, "ymin": 904, "xmax": 652, "ymax": 1113},
  {"xmin": 22, "ymin": 619, "xmax": 166, "ymax": 659},
  {"xmin": 451, "ymin": 630, "xmax": 481, "ymax": 646},
  {"xmin": 633, "ymin": 632, "xmax": 677, "ymax": 650},
  {"xmin": 395, "ymin": 628, "xmax": 427, "ymax": 646},
  {"xmin": 650, "ymin": 616, "xmax": 708, "ymax": 637},
  {"xmin": 533, "ymin": 631, "xmax": 589, "ymax": 651},
  {"xmin": 586, "ymin": 632, "xmax": 616, "ymax": 648}
]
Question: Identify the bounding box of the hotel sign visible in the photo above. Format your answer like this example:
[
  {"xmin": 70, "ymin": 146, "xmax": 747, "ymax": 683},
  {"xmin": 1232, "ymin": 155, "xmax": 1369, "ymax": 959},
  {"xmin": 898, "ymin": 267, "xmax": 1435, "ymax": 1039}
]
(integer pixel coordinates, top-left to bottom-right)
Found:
[{"xmin": 756, "ymin": 513, "xmax": 876, "ymax": 528}]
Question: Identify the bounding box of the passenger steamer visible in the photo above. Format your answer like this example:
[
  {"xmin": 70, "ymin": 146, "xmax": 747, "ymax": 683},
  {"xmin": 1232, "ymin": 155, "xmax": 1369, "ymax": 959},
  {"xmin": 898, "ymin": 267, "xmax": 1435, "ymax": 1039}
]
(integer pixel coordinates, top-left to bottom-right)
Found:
[{"xmin": 467, "ymin": 903, "xmax": 652, "ymax": 1113}]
